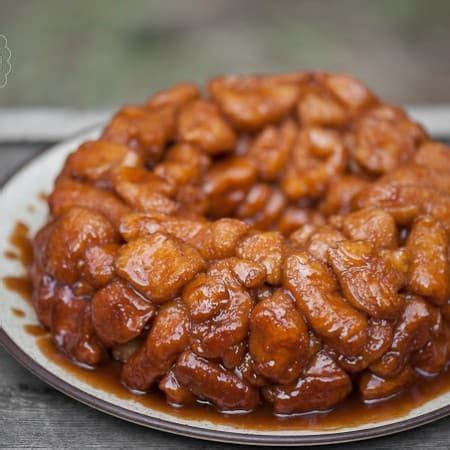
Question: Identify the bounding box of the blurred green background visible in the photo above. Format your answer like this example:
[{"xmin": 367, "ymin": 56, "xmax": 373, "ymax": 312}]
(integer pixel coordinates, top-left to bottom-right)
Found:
[{"xmin": 1, "ymin": 0, "xmax": 449, "ymax": 108}]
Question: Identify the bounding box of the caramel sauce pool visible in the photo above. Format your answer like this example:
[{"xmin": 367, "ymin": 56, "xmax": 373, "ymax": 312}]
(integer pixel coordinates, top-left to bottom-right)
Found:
[
  {"xmin": 6, "ymin": 221, "xmax": 33, "ymax": 267},
  {"xmin": 3, "ymin": 275, "xmax": 32, "ymax": 304},
  {"xmin": 3, "ymin": 221, "xmax": 33, "ymax": 305},
  {"xmin": 11, "ymin": 307, "xmax": 25, "ymax": 318},
  {"xmin": 6, "ymin": 222, "xmax": 450, "ymax": 431},
  {"xmin": 26, "ymin": 326, "xmax": 450, "ymax": 431}
]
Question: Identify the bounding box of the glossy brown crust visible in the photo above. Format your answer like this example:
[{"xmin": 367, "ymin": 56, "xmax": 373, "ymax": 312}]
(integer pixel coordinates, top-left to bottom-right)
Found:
[
  {"xmin": 174, "ymin": 350, "xmax": 259, "ymax": 412},
  {"xmin": 30, "ymin": 70, "xmax": 450, "ymax": 416},
  {"xmin": 115, "ymin": 233, "xmax": 205, "ymax": 302},
  {"xmin": 249, "ymin": 290, "xmax": 309, "ymax": 384},
  {"xmin": 91, "ymin": 279, "xmax": 155, "ymax": 347},
  {"xmin": 121, "ymin": 299, "xmax": 189, "ymax": 392},
  {"xmin": 263, "ymin": 350, "xmax": 352, "ymax": 414},
  {"xmin": 328, "ymin": 240, "xmax": 404, "ymax": 319}
]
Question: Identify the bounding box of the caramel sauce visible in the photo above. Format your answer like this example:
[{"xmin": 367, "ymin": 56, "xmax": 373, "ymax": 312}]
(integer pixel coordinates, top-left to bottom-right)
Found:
[
  {"xmin": 33, "ymin": 334, "xmax": 450, "ymax": 431},
  {"xmin": 24, "ymin": 324, "xmax": 49, "ymax": 337},
  {"xmin": 38, "ymin": 191, "xmax": 48, "ymax": 202},
  {"xmin": 3, "ymin": 275, "xmax": 32, "ymax": 304},
  {"xmin": 4, "ymin": 250, "xmax": 17, "ymax": 260},
  {"xmin": 6, "ymin": 222, "xmax": 450, "ymax": 430},
  {"xmin": 11, "ymin": 307, "xmax": 25, "ymax": 318},
  {"xmin": 3, "ymin": 222, "xmax": 33, "ymax": 305},
  {"xmin": 8, "ymin": 221, "xmax": 33, "ymax": 267}
]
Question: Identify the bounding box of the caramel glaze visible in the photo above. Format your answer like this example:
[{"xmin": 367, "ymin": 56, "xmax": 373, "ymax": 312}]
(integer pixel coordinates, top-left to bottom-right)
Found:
[
  {"xmin": 3, "ymin": 275, "xmax": 32, "ymax": 305},
  {"xmin": 5, "ymin": 222, "xmax": 450, "ymax": 430},
  {"xmin": 3, "ymin": 221, "xmax": 33, "ymax": 305},
  {"xmin": 11, "ymin": 307, "xmax": 25, "ymax": 318},
  {"xmin": 24, "ymin": 324, "xmax": 48, "ymax": 337},
  {"xmin": 4, "ymin": 250, "xmax": 17, "ymax": 260},
  {"xmin": 7, "ymin": 221, "xmax": 33, "ymax": 267},
  {"xmin": 28, "ymin": 331, "xmax": 450, "ymax": 431},
  {"xmin": 38, "ymin": 191, "xmax": 48, "ymax": 202}
]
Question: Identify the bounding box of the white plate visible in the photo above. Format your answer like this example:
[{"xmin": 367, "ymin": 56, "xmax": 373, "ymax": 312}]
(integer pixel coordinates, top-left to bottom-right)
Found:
[{"xmin": 0, "ymin": 127, "xmax": 449, "ymax": 446}]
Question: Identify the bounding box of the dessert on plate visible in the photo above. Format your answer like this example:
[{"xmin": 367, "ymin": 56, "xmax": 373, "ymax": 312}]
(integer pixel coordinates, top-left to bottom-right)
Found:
[{"xmin": 30, "ymin": 71, "xmax": 450, "ymax": 415}]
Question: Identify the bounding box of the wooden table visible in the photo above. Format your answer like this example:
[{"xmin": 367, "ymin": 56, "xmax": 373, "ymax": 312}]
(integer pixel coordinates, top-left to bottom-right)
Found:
[{"xmin": 1, "ymin": 108, "xmax": 450, "ymax": 449}]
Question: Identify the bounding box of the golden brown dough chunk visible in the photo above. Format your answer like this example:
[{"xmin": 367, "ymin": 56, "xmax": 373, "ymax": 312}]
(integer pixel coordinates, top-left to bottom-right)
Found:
[
  {"xmin": 92, "ymin": 279, "xmax": 155, "ymax": 347},
  {"xmin": 329, "ymin": 240, "xmax": 404, "ymax": 319},
  {"xmin": 320, "ymin": 175, "xmax": 369, "ymax": 215},
  {"xmin": 277, "ymin": 207, "xmax": 326, "ymax": 236},
  {"xmin": 46, "ymin": 207, "xmax": 118, "ymax": 285},
  {"xmin": 370, "ymin": 295, "xmax": 441, "ymax": 378},
  {"xmin": 282, "ymin": 127, "xmax": 347, "ymax": 200},
  {"xmin": 31, "ymin": 272, "xmax": 57, "ymax": 329},
  {"xmin": 237, "ymin": 232, "xmax": 285, "ymax": 285},
  {"xmin": 30, "ymin": 223, "xmax": 57, "ymax": 328},
  {"xmin": 194, "ymin": 218, "xmax": 249, "ymax": 260},
  {"xmin": 381, "ymin": 165, "xmax": 450, "ymax": 195},
  {"xmin": 175, "ymin": 350, "xmax": 260, "ymax": 412},
  {"xmin": 159, "ymin": 371, "xmax": 195, "ymax": 406},
  {"xmin": 49, "ymin": 179, "xmax": 130, "ymax": 228},
  {"xmin": 112, "ymin": 166, "xmax": 178, "ymax": 215},
  {"xmin": 406, "ymin": 216, "xmax": 449, "ymax": 304},
  {"xmin": 247, "ymin": 119, "xmax": 297, "ymax": 181},
  {"xmin": 235, "ymin": 353, "xmax": 269, "ymax": 388},
  {"xmin": 290, "ymin": 224, "xmax": 345, "ymax": 264},
  {"xmin": 81, "ymin": 243, "xmax": 119, "ymax": 288},
  {"xmin": 354, "ymin": 183, "xmax": 450, "ymax": 230},
  {"xmin": 350, "ymin": 105, "xmax": 425, "ymax": 174},
  {"xmin": 209, "ymin": 74, "xmax": 300, "ymax": 130},
  {"xmin": 119, "ymin": 212, "xmax": 206, "ymax": 243},
  {"xmin": 102, "ymin": 104, "xmax": 175, "ymax": 162},
  {"xmin": 297, "ymin": 83, "xmax": 348, "ymax": 127},
  {"xmin": 60, "ymin": 140, "xmax": 142, "ymax": 187},
  {"xmin": 183, "ymin": 258, "xmax": 264, "ymax": 365},
  {"xmin": 441, "ymin": 302, "xmax": 450, "ymax": 322},
  {"xmin": 51, "ymin": 286, "xmax": 104, "ymax": 367},
  {"xmin": 147, "ymin": 82, "xmax": 200, "ymax": 109},
  {"xmin": 111, "ymin": 338, "xmax": 143, "ymax": 363},
  {"xmin": 249, "ymin": 290, "xmax": 309, "ymax": 384},
  {"xmin": 119, "ymin": 213, "xmax": 249, "ymax": 261},
  {"xmin": 177, "ymin": 99, "xmax": 237, "ymax": 154},
  {"xmin": 116, "ymin": 233, "xmax": 205, "ymax": 302},
  {"xmin": 211, "ymin": 257, "xmax": 266, "ymax": 289},
  {"xmin": 359, "ymin": 366, "xmax": 415, "ymax": 401},
  {"xmin": 341, "ymin": 208, "xmax": 398, "ymax": 249},
  {"xmin": 412, "ymin": 334, "xmax": 449, "ymax": 376},
  {"xmin": 331, "ymin": 319, "xmax": 394, "ymax": 373},
  {"xmin": 154, "ymin": 143, "xmax": 210, "ymax": 187},
  {"xmin": 121, "ymin": 300, "xmax": 189, "ymax": 391},
  {"xmin": 264, "ymin": 350, "xmax": 352, "ymax": 414},
  {"xmin": 203, "ymin": 157, "xmax": 257, "ymax": 217},
  {"xmin": 235, "ymin": 184, "xmax": 286, "ymax": 230},
  {"xmin": 414, "ymin": 141, "xmax": 450, "ymax": 172},
  {"xmin": 284, "ymin": 252, "xmax": 368, "ymax": 356},
  {"xmin": 321, "ymin": 73, "xmax": 375, "ymax": 112}
]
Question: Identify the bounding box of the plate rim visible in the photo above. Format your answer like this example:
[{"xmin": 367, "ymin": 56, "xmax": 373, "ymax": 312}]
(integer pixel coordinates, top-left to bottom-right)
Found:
[{"xmin": 0, "ymin": 128, "xmax": 449, "ymax": 446}]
